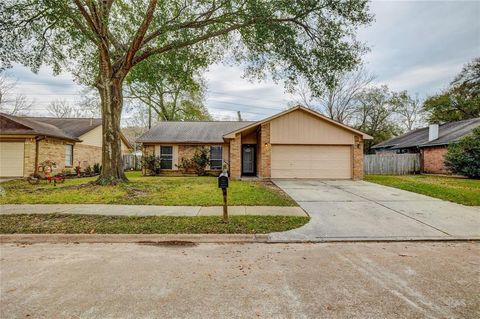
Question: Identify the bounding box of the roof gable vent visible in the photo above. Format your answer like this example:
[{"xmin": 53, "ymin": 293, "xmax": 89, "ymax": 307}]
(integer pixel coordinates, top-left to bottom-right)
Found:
[{"xmin": 428, "ymin": 124, "xmax": 439, "ymax": 141}]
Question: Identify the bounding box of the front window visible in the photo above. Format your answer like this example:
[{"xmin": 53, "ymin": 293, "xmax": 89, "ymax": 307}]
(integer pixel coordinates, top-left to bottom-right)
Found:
[
  {"xmin": 65, "ymin": 144, "xmax": 73, "ymax": 167},
  {"xmin": 210, "ymin": 145, "xmax": 222, "ymax": 170},
  {"xmin": 160, "ymin": 146, "xmax": 173, "ymax": 169}
]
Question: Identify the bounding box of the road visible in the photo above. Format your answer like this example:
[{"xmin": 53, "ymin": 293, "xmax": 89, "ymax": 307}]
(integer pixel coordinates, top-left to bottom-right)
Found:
[{"xmin": 1, "ymin": 242, "xmax": 479, "ymax": 318}]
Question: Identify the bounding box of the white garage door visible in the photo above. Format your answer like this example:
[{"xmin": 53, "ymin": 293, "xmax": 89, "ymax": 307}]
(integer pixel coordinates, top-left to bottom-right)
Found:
[
  {"xmin": 0, "ymin": 142, "xmax": 25, "ymax": 177},
  {"xmin": 271, "ymin": 145, "xmax": 352, "ymax": 179}
]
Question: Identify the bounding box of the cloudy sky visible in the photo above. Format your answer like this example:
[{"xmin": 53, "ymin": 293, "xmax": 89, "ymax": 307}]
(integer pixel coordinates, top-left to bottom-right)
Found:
[{"xmin": 3, "ymin": 0, "xmax": 480, "ymax": 121}]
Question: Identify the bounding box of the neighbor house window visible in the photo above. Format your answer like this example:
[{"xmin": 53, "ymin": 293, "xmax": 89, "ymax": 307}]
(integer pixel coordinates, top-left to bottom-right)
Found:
[
  {"xmin": 160, "ymin": 146, "xmax": 173, "ymax": 169},
  {"xmin": 65, "ymin": 144, "xmax": 73, "ymax": 167},
  {"xmin": 210, "ymin": 145, "xmax": 223, "ymax": 170}
]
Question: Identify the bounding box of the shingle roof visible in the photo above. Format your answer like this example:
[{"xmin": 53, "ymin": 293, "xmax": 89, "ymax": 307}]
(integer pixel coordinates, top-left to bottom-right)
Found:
[
  {"xmin": 136, "ymin": 121, "xmax": 256, "ymax": 143},
  {"xmin": 0, "ymin": 113, "xmax": 101, "ymax": 141},
  {"xmin": 372, "ymin": 118, "xmax": 480, "ymax": 150},
  {"xmin": 25, "ymin": 117, "xmax": 102, "ymax": 137}
]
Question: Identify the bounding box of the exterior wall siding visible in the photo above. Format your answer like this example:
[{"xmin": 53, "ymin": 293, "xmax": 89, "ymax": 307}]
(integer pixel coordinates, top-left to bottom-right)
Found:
[
  {"xmin": 79, "ymin": 125, "xmax": 130, "ymax": 153},
  {"xmin": 422, "ymin": 146, "xmax": 449, "ymax": 174},
  {"xmin": 270, "ymin": 109, "xmax": 355, "ymax": 145}
]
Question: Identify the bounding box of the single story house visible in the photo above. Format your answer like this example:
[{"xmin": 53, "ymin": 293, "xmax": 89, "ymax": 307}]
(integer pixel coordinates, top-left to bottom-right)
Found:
[
  {"xmin": 137, "ymin": 106, "xmax": 372, "ymax": 179},
  {"xmin": 0, "ymin": 113, "xmax": 131, "ymax": 177},
  {"xmin": 372, "ymin": 117, "xmax": 480, "ymax": 174}
]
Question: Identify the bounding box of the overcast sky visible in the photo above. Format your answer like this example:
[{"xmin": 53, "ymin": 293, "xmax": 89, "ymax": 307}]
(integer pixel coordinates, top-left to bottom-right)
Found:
[{"xmin": 3, "ymin": 0, "xmax": 480, "ymax": 121}]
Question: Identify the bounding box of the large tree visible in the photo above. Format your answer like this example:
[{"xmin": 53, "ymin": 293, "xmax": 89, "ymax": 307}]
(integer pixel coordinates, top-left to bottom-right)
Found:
[
  {"xmin": 0, "ymin": 72, "xmax": 33, "ymax": 115},
  {"xmin": 126, "ymin": 50, "xmax": 211, "ymax": 123},
  {"xmin": 423, "ymin": 57, "xmax": 480, "ymax": 123},
  {"xmin": 354, "ymin": 85, "xmax": 401, "ymax": 153},
  {"xmin": 391, "ymin": 91, "xmax": 424, "ymax": 132},
  {"xmin": 1, "ymin": 0, "xmax": 372, "ymax": 184},
  {"xmin": 298, "ymin": 66, "xmax": 374, "ymax": 125}
]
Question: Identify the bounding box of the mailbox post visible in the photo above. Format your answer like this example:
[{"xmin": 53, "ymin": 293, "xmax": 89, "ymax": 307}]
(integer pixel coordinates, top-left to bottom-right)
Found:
[{"xmin": 218, "ymin": 172, "xmax": 229, "ymax": 223}]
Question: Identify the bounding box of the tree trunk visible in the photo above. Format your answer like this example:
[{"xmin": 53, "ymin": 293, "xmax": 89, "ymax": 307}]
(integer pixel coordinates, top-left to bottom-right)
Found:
[{"xmin": 96, "ymin": 76, "xmax": 128, "ymax": 185}]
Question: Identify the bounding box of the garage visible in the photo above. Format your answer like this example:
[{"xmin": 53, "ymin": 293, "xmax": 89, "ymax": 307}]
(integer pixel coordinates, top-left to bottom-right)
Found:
[
  {"xmin": 0, "ymin": 142, "xmax": 25, "ymax": 177},
  {"xmin": 271, "ymin": 145, "xmax": 352, "ymax": 179}
]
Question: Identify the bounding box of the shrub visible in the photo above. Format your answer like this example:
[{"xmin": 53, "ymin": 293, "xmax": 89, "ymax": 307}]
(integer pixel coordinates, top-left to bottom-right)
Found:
[
  {"xmin": 176, "ymin": 157, "xmax": 196, "ymax": 174},
  {"xmin": 444, "ymin": 127, "xmax": 480, "ymax": 178},
  {"xmin": 84, "ymin": 165, "xmax": 93, "ymax": 176},
  {"xmin": 191, "ymin": 147, "xmax": 210, "ymax": 176},
  {"xmin": 177, "ymin": 147, "xmax": 210, "ymax": 176},
  {"xmin": 141, "ymin": 155, "xmax": 161, "ymax": 175},
  {"xmin": 93, "ymin": 163, "xmax": 101, "ymax": 174}
]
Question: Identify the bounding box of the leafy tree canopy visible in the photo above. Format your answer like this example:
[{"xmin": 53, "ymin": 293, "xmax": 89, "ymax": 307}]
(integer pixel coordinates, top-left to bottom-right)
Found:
[
  {"xmin": 354, "ymin": 85, "xmax": 402, "ymax": 153},
  {"xmin": 0, "ymin": 0, "xmax": 372, "ymax": 183},
  {"xmin": 423, "ymin": 57, "xmax": 480, "ymax": 123}
]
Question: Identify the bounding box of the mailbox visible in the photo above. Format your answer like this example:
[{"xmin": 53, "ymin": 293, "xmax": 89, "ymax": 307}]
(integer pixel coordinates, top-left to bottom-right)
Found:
[{"xmin": 218, "ymin": 172, "xmax": 229, "ymax": 189}]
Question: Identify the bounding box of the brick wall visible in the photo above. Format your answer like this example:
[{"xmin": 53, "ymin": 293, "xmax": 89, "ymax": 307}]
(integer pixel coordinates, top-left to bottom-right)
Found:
[
  {"xmin": 229, "ymin": 134, "xmax": 242, "ymax": 179},
  {"xmin": 143, "ymin": 144, "xmax": 155, "ymax": 156},
  {"xmin": 23, "ymin": 138, "xmax": 37, "ymax": 176},
  {"xmin": 74, "ymin": 144, "xmax": 102, "ymax": 169},
  {"xmin": 34, "ymin": 137, "xmax": 72, "ymax": 175},
  {"xmin": 178, "ymin": 145, "xmax": 198, "ymax": 162},
  {"xmin": 259, "ymin": 123, "xmax": 271, "ymax": 178},
  {"xmin": 422, "ymin": 146, "xmax": 448, "ymax": 174},
  {"xmin": 353, "ymin": 135, "xmax": 364, "ymax": 180}
]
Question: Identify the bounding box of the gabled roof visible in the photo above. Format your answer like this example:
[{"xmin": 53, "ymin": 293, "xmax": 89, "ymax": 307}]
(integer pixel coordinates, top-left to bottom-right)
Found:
[
  {"xmin": 1, "ymin": 113, "xmax": 81, "ymax": 141},
  {"xmin": 1, "ymin": 113, "xmax": 133, "ymax": 148},
  {"xmin": 136, "ymin": 121, "xmax": 255, "ymax": 143},
  {"xmin": 136, "ymin": 106, "xmax": 373, "ymax": 144},
  {"xmin": 372, "ymin": 117, "xmax": 480, "ymax": 150},
  {"xmin": 24, "ymin": 116, "xmax": 102, "ymax": 137},
  {"xmin": 223, "ymin": 105, "xmax": 373, "ymax": 139}
]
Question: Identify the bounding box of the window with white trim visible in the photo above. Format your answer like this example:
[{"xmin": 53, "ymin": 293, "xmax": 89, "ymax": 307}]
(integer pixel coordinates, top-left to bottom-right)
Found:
[
  {"xmin": 210, "ymin": 145, "xmax": 222, "ymax": 170},
  {"xmin": 160, "ymin": 146, "xmax": 173, "ymax": 169},
  {"xmin": 65, "ymin": 144, "xmax": 73, "ymax": 167}
]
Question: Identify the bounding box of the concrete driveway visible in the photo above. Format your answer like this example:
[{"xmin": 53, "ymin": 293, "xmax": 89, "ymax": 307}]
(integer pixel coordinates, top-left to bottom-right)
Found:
[{"xmin": 271, "ymin": 179, "xmax": 480, "ymax": 241}]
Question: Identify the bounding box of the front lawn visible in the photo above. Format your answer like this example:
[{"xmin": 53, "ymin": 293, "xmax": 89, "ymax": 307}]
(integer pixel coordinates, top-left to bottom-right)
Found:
[
  {"xmin": 365, "ymin": 174, "xmax": 480, "ymax": 206},
  {"xmin": 0, "ymin": 171, "xmax": 296, "ymax": 206},
  {"xmin": 0, "ymin": 214, "xmax": 309, "ymax": 234}
]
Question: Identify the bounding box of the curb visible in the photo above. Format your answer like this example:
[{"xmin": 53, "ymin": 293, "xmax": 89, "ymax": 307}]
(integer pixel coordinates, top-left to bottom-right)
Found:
[
  {"xmin": 1, "ymin": 234, "xmax": 479, "ymax": 244},
  {"xmin": 267, "ymin": 237, "xmax": 480, "ymax": 243},
  {"xmin": 0, "ymin": 234, "xmax": 270, "ymax": 244}
]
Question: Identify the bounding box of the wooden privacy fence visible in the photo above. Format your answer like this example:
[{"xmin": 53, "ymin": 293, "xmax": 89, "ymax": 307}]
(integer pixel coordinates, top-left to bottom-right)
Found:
[
  {"xmin": 364, "ymin": 154, "xmax": 421, "ymax": 175},
  {"xmin": 123, "ymin": 154, "xmax": 142, "ymax": 170}
]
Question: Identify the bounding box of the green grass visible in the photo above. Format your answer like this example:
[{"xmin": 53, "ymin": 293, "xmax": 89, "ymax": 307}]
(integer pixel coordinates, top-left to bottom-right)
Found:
[
  {"xmin": 0, "ymin": 171, "xmax": 296, "ymax": 206},
  {"xmin": 0, "ymin": 214, "xmax": 309, "ymax": 234},
  {"xmin": 365, "ymin": 174, "xmax": 480, "ymax": 206}
]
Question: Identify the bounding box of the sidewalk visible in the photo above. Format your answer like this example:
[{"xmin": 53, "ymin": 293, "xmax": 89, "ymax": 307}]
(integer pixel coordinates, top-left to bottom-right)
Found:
[{"xmin": 0, "ymin": 204, "xmax": 307, "ymax": 217}]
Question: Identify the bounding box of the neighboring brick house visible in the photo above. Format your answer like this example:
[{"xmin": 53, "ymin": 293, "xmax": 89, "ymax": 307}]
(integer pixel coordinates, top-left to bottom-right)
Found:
[
  {"xmin": 0, "ymin": 113, "xmax": 131, "ymax": 177},
  {"xmin": 372, "ymin": 118, "xmax": 480, "ymax": 174},
  {"xmin": 137, "ymin": 106, "xmax": 372, "ymax": 180}
]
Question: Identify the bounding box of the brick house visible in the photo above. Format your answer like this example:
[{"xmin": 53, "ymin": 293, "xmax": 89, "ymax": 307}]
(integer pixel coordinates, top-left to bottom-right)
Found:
[
  {"xmin": 0, "ymin": 113, "xmax": 131, "ymax": 177},
  {"xmin": 372, "ymin": 118, "xmax": 480, "ymax": 174},
  {"xmin": 137, "ymin": 106, "xmax": 372, "ymax": 180}
]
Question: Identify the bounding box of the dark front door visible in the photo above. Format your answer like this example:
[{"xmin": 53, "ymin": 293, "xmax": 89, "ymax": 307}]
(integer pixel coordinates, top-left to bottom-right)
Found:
[{"xmin": 242, "ymin": 144, "xmax": 256, "ymax": 176}]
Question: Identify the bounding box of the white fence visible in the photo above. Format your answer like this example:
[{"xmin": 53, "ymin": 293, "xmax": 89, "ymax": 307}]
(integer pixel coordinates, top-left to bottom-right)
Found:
[{"xmin": 364, "ymin": 154, "xmax": 421, "ymax": 175}]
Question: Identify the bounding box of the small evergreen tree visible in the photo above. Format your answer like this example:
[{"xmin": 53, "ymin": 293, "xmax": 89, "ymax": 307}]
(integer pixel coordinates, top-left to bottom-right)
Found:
[{"xmin": 444, "ymin": 127, "xmax": 480, "ymax": 178}]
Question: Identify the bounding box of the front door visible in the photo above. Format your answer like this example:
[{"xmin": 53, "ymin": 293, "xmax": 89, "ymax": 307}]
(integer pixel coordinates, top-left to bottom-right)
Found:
[{"xmin": 242, "ymin": 144, "xmax": 256, "ymax": 176}]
